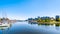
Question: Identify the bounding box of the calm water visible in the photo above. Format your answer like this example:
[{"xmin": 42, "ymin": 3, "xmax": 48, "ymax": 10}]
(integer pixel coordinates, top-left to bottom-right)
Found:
[{"xmin": 0, "ymin": 22, "xmax": 60, "ymax": 34}]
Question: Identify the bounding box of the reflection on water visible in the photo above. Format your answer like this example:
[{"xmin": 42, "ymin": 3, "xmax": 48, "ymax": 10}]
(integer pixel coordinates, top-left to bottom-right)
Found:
[
  {"xmin": 0, "ymin": 22, "xmax": 60, "ymax": 34},
  {"xmin": 0, "ymin": 26, "xmax": 9, "ymax": 30}
]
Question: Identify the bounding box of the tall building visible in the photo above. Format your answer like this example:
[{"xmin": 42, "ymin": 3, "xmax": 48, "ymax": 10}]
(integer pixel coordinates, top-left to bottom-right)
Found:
[{"xmin": 56, "ymin": 15, "xmax": 60, "ymax": 21}]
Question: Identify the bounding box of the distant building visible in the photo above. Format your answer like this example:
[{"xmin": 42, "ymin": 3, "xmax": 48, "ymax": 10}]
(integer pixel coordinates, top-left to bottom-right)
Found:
[
  {"xmin": 28, "ymin": 18, "xmax": 34, "ymax": 21},
  {"xmin": 37, "ymin": 16, "xmax": 40, "ymax": 19},
  {"xmin": 34, "ymin": 18, "xmax": 38, "ymax": 20},
  {"xmin": 41, "ymin": 17, "xmax": 45, "ymax": 20},
  {"xmin": 41, "ymin": 16, "xmax": 50, "ymax": 20},
  {"xmin": 50, "ymin": 17, "xmax": 54, "ymax": 20},
  {"xmin": 56, "ymin": 15, "xmax": 60, "ymax": 21}
]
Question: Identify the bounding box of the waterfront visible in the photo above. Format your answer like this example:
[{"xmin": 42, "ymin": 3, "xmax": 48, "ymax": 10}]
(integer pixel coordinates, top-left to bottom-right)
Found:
[{"xmin": 0, "ymin": 22, "xmax": 60, "ymax": 34}]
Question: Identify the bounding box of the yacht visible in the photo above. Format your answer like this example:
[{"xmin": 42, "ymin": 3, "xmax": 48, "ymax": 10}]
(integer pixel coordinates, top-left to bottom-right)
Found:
[
  {"xmin": 0, "ymin": 10, "xmax": 12, "ymax": 30},
  {"xmin": 0, "ymin": 18, "xmax": 12, "ymax": 30}
]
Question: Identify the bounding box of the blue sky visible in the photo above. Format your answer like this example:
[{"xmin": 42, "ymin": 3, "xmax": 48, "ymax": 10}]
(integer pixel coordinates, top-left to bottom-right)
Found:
[{"xmin": 0, "ymin": 0, "xmax": 60, "ymax": 20}]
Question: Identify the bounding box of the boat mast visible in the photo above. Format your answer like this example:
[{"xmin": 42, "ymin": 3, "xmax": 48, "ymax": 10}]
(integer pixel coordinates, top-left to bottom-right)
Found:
[{"xmin": 2, "ymin": 9, "xmax": 7, "ymax": 18}]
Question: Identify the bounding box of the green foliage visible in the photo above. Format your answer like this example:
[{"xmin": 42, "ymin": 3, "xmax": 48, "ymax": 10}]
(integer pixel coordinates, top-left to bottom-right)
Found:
[{"xmin": 45, "ymin": 18, "xmax": 50, "ymax": 22}]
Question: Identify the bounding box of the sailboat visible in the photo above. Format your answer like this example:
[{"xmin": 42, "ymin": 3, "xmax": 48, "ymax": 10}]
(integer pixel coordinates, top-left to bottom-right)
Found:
[{"xmin": 0, "ymin": 10, "xmax": 12, "ymax": 30}]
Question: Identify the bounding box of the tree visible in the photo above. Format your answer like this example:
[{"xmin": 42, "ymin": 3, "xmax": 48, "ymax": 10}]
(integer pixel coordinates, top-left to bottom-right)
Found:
[
  {"xmin": 37, "ymin": 18, "xmax": 41, "ymax": 22},
  {"xmin": 45, "ymin": 18, "xmax": 50, "ymax": 22}
]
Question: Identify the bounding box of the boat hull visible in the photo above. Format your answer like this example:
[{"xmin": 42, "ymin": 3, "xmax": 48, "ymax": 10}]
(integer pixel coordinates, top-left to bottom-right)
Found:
[{"xmin": 0, "ymin": 23, "xmax": 12, "ymax": 30}]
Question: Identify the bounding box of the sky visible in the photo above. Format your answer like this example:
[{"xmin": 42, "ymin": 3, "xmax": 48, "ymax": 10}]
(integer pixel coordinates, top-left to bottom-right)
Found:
[{"xmin": 0, "ymin": 0, "xmax": 60, "ymax": 20}]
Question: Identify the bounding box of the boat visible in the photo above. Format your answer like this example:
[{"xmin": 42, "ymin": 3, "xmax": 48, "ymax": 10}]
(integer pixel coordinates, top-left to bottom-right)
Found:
[
  {"xmin": 0, "ymin": 10, "xmax": 12, "ymax": 30},
  {"xmin": 0, "ymin": 22, "xmax": 12, "ymax": 30},
  {"xmin": 0, "ymin": 23, "xmax": 11, "ymax": 30},
  {"xmin": 0, "ymin": 18, "xmax": 12, "ymax": 30}
]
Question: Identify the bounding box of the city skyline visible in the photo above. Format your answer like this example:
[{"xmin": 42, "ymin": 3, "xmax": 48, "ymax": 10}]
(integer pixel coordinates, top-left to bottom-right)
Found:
[{"xmin": 0, "ymin": 0, "xmax": 60, "ymax": 20}]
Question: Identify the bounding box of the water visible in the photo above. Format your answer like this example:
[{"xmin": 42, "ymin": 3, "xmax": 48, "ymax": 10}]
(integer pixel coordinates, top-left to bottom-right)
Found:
[{"xmin": 0, "ymin": 22, "xmax": 60, "ymax": 34}]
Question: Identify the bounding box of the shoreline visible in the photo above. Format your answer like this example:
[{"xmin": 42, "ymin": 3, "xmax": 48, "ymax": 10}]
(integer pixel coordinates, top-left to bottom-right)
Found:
[{"xmin": 28, "ymin": 21, "xmax": 60, "ymax": 26}]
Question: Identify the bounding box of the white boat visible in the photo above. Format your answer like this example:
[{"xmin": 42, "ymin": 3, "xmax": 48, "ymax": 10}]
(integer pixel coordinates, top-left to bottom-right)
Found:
[
  {"xmin": 0, "ymin": 22, "xmax": 12, "ymax": 30},
  {"xmin": 0, "ymin": 23, "xmax": 11, "ymax": 27},
  {"xmin": 0, "ymin": 11, "xmax": 12, "ymax": 30},
  {"xmin": 0, "ymin": 18, "xmax": 12, "ymax": 30}
]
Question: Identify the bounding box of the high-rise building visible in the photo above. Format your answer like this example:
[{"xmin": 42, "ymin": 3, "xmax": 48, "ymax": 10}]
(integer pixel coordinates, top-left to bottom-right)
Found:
[{"xmin": 56, "ymin": 15, "xmax": 60, "ymax": 21}]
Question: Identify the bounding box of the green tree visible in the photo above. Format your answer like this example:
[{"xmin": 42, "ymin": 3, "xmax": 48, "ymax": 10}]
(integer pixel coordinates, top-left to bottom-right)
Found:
[{"xmin": 45, "ymin": 18, "xmax": 50, "ymax": 22}]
